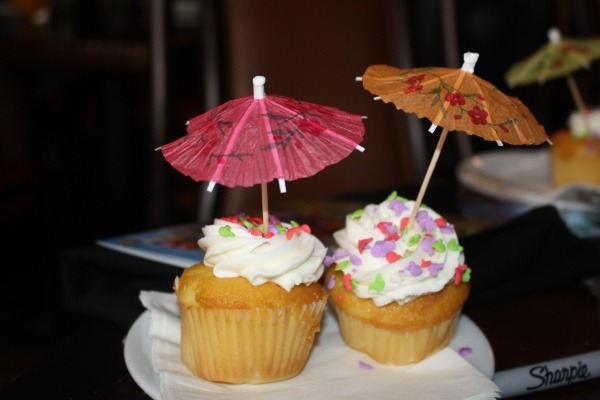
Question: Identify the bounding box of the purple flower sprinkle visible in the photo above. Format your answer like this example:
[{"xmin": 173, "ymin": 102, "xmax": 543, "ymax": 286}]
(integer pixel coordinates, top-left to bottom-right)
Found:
[
  {"xmin": 323, "ymin": 256, "xmax": 334, "ymax": 267},
  {"xmin": 358, "ymin": 360, "xmax": 374, "ymax": 370},
  {"xmin": 334, "ymin": 249, "xmax": 350, "ymax": 260},
  {"xmin": 350, "ymin": 254, "xmax": 362, "ymax": 265},
  {"xmin": 416, "ymin": 210, "xmax": 437, "ymax": 233},
  {"xmin": 327, "ymin": 274, "xmax": 336, "ymax": 289},
  {"xmin": 428, "ymin": 262, "xmax": 443, "ymax": 277},
  {"xmin": 421, "ymin": 238, "xmax": 434, "ymax": 256},
  {"xmin": 371, "ymin": 240, "xmax": 396, "ymax": 258},
  {"xmin": 458, "ymin": 347, "xmax": 472, "ymax": 357},
  {"xmin": 440, "ymin": 223, "xmax": 455, "ymax": 234},
  {"xmin": 388, "ymin": 199, "xmax": 408, "ymax": 216},
  {"xmin": 405, "ymin": 261, "xmax": 422, "ymax": 276}
]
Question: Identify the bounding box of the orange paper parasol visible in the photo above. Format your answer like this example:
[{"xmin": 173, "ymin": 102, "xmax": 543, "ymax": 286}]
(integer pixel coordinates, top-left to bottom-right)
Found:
[{"xmin": 360, "ymin": 53, "xmax": 548, "ymax": 227}]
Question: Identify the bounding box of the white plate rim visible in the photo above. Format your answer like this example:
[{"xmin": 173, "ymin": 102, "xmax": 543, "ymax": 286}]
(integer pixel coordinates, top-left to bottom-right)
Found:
[{"xmin": 123, "ymin": 309, "xmax": 495, "ymax": 400}]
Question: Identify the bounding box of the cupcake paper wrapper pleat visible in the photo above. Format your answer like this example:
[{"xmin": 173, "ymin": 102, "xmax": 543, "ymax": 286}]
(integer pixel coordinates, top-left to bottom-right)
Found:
[
  {"xmin": 332, "ymin": 306, "xmax": 462, "ymax": 365},
  {"xmin": 180, "ymin": 301, "xmax": 326, "ymax": 384}
]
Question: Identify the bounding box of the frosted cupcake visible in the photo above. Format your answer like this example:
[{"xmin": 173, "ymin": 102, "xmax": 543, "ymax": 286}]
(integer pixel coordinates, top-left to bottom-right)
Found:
[
  {"xmin": 324, "ymin": 191, "xmax": 470, "ymax": 365},
  {"xmin": 176, "ymin": 214, "xmax": 328, "ymax": 384}
]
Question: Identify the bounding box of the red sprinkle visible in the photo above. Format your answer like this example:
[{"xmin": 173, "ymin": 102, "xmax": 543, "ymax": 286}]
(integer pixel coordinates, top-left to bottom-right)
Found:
[
  {"xmin": 249, "ymin": 228, "xmax": 262, "ymax": 236},
  {"xmin": 385, "ymin": 233, "xmax": 400, "ymax": 242},
  {"xmin": 358, "ymin": 238, "xmax": 373, "ymax": 254},
  {"xmin": 385, "ymin": 252, "xmax": 400, "ymax": 263},
  {"xmin": 435, "ymin": 217, "xmax": 448, "ymax": 228},
  {"xmin": 263, "ymin": 232, "xmax": 274, "ymax": 239},
  {"xmin": 454, "ymin": 264, "xmax": 468, "ymax": 285},
  {"xmin": 400, "ymin": 217, "xmax": 409, "ymax": 231},
  {"xmin": 421, "ymin": 260, "xmax": 432, "ymax": 268},
  {"xmin": 343, "ymin": 274, "xmax": 353, "ymax": 291},
  {"xmin": 376, "ymin": 222, "xmax": 391, "ymax": 234}
]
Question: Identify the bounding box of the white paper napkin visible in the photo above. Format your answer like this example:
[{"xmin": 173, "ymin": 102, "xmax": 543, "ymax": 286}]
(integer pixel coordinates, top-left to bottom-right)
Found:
[{"xmin": 139, "ymin": 291, "xmax": 500, "ymax": 400}]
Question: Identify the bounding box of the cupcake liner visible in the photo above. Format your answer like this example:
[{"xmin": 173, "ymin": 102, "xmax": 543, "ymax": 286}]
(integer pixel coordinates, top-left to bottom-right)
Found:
[
  {"xmin": 180, "ymin": 300, "xmax": 326, "ymax": 384},
  {"xmin": 332, "ymin": 305, "xmax": 462, "ymax": 365}
]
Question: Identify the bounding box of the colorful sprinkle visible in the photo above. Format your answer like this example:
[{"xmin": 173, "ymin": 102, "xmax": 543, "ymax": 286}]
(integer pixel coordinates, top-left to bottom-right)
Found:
[
  {"xmin": 385, "ymin": 252, "xmax": 400, "ymax": 263},
  {"xmin": 447, "ymin": 238, "xmax": 463, "ymax": 252},
  {"xmin": 358, "ymin": 238, "xmax": 373, "ymax": 254},
  {"xmin": 368, "ymin": 273, "xmax": 385, "ymax": 291},
  {"xmin": 454, "ymin": 264, "xmax": 471, "ymax": 285},
  {"xmin": 358, "ymin": 360, "xmax": 374, "ymax": 370},
  {"xmin": 326, "ymin": 274, "xmax": 336, "ymax": 289},
  {"xmin": 350, "ymin": 209, "xmax": 364, "ymax": 219},
  {"xmin": 219, "ymin": 225, "xmax": 235, "ymax": 237},
  {"xmin": 458, "ymin": 347, "xmax": 472, "ymax": 357},
  {"xmin": 343, "ymin": 273, "xmax": 353, "ymax": 291},
  {"xmin": 432, "ymin": 239, "xmax": 446, "ymax": 253},
  {"xmin": 405, "ymin": 261, "xmax": 422, "ymax": 276},
  {"xmin": 336, "ymin": 260, "xmax": 350, "ymax": 271}
]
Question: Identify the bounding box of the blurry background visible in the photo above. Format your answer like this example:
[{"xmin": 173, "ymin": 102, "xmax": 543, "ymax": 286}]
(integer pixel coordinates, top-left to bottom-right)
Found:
[{"xmin": 1, "ymin": 0, "xmax": 599, "ymax": 387}]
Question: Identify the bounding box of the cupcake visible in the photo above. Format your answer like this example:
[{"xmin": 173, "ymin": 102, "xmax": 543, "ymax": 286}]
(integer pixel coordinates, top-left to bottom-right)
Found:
[
  {"xmin": 175, "ymin": 214, "xmax": 328, "ymax": 384},
  {"xmin": 324, "ymin": 191, "xmax": 470, "ymax": 365}
]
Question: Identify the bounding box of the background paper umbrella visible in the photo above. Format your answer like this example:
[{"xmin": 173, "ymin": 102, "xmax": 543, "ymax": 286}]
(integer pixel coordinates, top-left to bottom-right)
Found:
[
  {"xmin": 360, "ymin": 52, "xmax": 548, "ymax": 227},
  {"xmin": 505, "ymin": 27, "xmax": 600, "ymax": 131},
  {"xmin": 157, "ymin": 76, "xmax": 366, "ymax": 230}
]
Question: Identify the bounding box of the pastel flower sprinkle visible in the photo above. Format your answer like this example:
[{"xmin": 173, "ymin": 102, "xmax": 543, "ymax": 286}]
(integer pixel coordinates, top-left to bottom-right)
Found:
[
  {"xmin": 371, "ymin": 240, "xmax": 396, "ymax": 258},
  {"xmin": 408, "ymin": 234, "xmax": 421, "ymax": 247},
  {"xmin": 323, "ymin": 256, "xmax": 334, "ymax": 267},
  {"xmin": 334, "ymin": 249, "xmax": 350, "ymax": 260},
  {"xmin": 350, "ymin": 254, "xmax": 362, "ymax": 265},
  {"xmin": 459, "ymin": 347, "xmax": 473, "ymax": 357},
  {"xmin": 358, "ymin": 238, "xmax": 373, "ymax": 254},
  {"xmin": 454, "ymin": 264, "xmax": 471, "ymax": 285},
  {"xmin": 326, "ymin": 274, "xmax": 336, "ymax": 289},
  {"xmin": 343, "ymin": 273, "xmax": 353, "ymax": 291},
  {"xmin": 358, "ymin": 360, "xmax": 374, "ymax": 370},
  {"xmin": 350, "ymin": 209, "xmax": 364, "ymax": 219},
  {"xmin": 219, "ymin": 225, "xmax": 235, "ymax": 237},
  {"xmin": 429, "ymin": 262, "xmax": 443, "ymax": 277},
  {"xmin": 406, "ymin": 261, "xmax": 422, "ymax": 276},
  {"xmin": 448, "ymin": 238, "xmax": 463, "ymax": 252},
  {"xmin": 421, "ymin": 238, "xmax": 434, "ymax": 255},
  {"xmin": 432, "ymin": 239, "xmax": 446, "ymax": 253},
  {"xmin": 388, "ymin": 198, "xmax": 408, "ymax": 216},
  {"xmin": 369, "ymin": 273, "xmax": 385, "ymax": 291},
  {"xmin": 385, "ymin": 252, "xmax": 400, "ymax": 263},
  {"xmin": 336, "ymin": 260, "xmax": 350, "ymax": 271}
]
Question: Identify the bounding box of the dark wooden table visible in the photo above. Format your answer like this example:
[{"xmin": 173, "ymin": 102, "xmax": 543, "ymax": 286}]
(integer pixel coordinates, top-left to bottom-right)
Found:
[{"xmin": 1, "ymin": 278, "xmax": 599, "ymax": 399}]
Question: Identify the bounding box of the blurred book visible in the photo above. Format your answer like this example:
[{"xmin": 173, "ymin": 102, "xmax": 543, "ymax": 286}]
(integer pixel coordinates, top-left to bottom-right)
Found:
[{"xmin": 96, "ymin": 223, "xmax": 204, "ymax": 268}]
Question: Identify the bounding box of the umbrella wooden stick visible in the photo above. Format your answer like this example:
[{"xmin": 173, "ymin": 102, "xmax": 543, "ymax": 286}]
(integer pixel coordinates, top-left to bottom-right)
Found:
[
  {"xmin": 261, "ymin": 183, "xmax": 269, "ymax": 233},
  {"xmin": 407, "ymin": 127, "xmax": 450, "ymax": 229},
  {"xmin": 565, "ymin": 73, "xmax": 591, "ymax": 133}
]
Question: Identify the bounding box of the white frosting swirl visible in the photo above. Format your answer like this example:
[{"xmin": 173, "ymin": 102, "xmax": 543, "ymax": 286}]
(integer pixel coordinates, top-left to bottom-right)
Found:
[
  {"xmin": 199, "ymin": 216, "xmax": 326, "ymax": 292},
  {"xmin": 568, "ymin": 108, "xmax": 600, "ymax": 139},
  {"xmin": 329, "ymin": 193, "xmax": 466, "ymax": 306}
]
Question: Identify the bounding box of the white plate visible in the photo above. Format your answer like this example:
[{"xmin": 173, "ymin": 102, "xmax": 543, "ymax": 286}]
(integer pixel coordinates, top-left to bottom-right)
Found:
[
  {"xmin": 124, "ymin": 309, "xmax": 495, "ymax": 400},
  {"xmin": 457, "ymin": 148, "xmax": 600, "ymax": 236}
]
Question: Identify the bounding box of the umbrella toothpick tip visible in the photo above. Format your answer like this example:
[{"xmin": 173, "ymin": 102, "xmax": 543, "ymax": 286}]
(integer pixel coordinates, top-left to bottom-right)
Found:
[{"xmin": 356, "ymin": 76, "xmax": 363, "ymax": 81}]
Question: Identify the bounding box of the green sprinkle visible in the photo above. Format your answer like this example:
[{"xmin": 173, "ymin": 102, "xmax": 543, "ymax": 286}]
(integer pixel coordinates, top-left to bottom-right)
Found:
[
  {"xmin": 432, "ymin": 239, "xmax": 446, "ymax": 253},
  {"xmin": 350, "ymin": 209, "xmax": 364, "ymax": 219},
  {"xmin": 241, "ymin": 219, "xmax": 254, "ymax": 229},
  {"xmin": 290, "ymin": 220, "xmax": 300, "ymax": 227},
  {"xmin": 335, "ymin": 260, "xmax": 350, "ymax": 271},
  {"xmin": 462, "ymin": 268, "xmax": 472, "ymax": 283},
  {"xmin": 408, "ymin": 234, "xmax": 421, "ymax": 247},
  {"xmin": 448, "ymin": 238, "xmax": 463, "ymax": 252},
  {"xmin": 386, "ymin": 191, "xmax": 398, "ymax": 201},
  {"xmin": 351, "ymin": 279, "xmax": 359, "ymax": 290},
  {"xmin": 219, "ymin": 225, "xmax": 235, "ymax": 237},
  {"xmin": 368, "ymin": 273, "xmax": 385, "ymax": 291}
]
